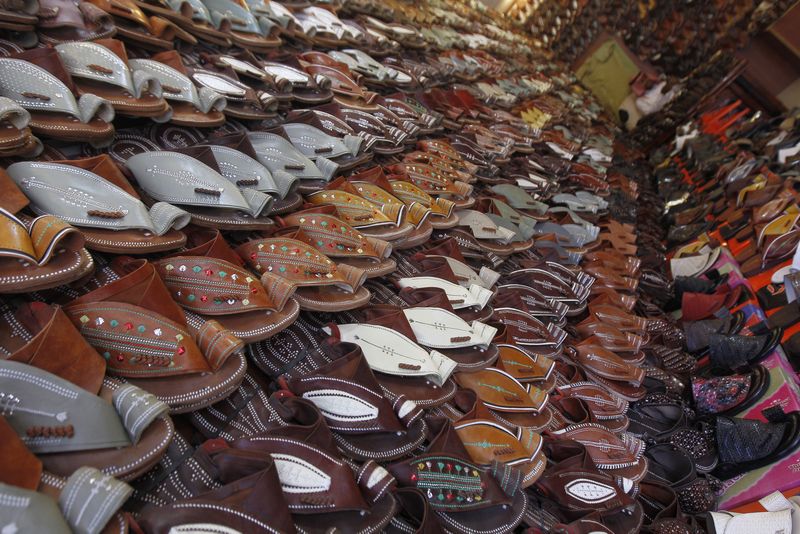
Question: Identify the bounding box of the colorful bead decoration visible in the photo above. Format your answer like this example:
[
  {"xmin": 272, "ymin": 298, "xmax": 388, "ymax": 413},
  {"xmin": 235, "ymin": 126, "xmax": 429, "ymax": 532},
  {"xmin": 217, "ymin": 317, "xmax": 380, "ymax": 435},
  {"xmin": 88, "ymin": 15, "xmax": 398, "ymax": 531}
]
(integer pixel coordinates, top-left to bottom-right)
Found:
[{"xmin": 409, "ymin": 456, "xmax": 486, "ymax": 510}]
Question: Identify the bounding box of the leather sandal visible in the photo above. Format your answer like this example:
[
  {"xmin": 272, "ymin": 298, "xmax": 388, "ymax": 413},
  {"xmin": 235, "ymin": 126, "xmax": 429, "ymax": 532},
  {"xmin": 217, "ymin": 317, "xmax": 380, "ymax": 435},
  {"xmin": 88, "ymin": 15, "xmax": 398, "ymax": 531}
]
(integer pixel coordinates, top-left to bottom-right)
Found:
[
  {"xmin": 55, "ymin": 39, "xmax": 172, "ymax": 121},
  {"xmin": 447, "ymin": 389, "xmax": 547, "ymax": 488},
  {"xmin": 285, "ymin": 340, "xmax": 428, "ymax": 461},
  {"xmin": 128, "ymin": 52, "xmax": 227, "ymax": 127},
  {"xmin": 324, "ymin": 312, "xmax": 458, "ymax": 407},
  {"xmin": 137, "ymin": 459, "xmax": 295, "ymax": 533},
  {"xmin": 0, "ymin": 358, "xmax": 173, "ymax": 481},
  {"xmin": 132, "ymin": 0, "xmax": 233, "ymax": 47},
  {"xmin": 125, "ymin": 148, "xmax": 276, "ymax": 231},
  {"xmin": 455, "ymin": 367, "xmax": 552, "ymax": 431},
  {"xmin": 0, "ymin": 419, "xmax": 132, "ymax": 534},
  {"xmin": 306, "ymin": 177, "xmax": 417, "ymax": 243},
  {"xmin": 63, "ymin": 257, "xmax": 246, "ymax": 413},
  {"xmin": 388, "ymin": 416, "xmax": 528, "ymax": 534},
  {"xmin": 0, "ymin": 171, "xmax": 94, "ymax": 294},
  {"xmin": 550, "ymin": 422, "xmax": 648, "ymax": 482},
  {"xmin": 180, "ymin": 392, "xmax": 400, "ymax": 533},
  {"xmin": 0, "ymin": 96, "xmax": 41, "ymax": 157},
  {"xmin": 350, "ymin": 166, "xmax": 458, "ymax": 230},
  {"xmin": 236, "ymin": 233, "xmax": 370, "ymax": 312},
  {"xmin": 492, "ymin": 306, "xmax": 566, "ymax": 358},
  {"xmin": 86, "ymin": 0, "xmax": 197, "ymax": 49},
  {"xmin": 36, "ymin": 0, "xmax": 117, "ymax": 44},
  {"xmin": 1, "ymin": 48, "xmax": 116, "ymax": 146},
  {"xmin": 564, "ymin": 343, "xmax": 646, "ymax": 402},
  {"xmin": 208, "ymin": 130, "xmax": 302, "ymax": 214},
  {"xmin": 555, "ymin": 381, "xmax": 630, "ymax": 433},
  {"xmin": 361, "ymin": 299, "xmax": 498, "ymax": 371},
  {"xmin": 9, "ymin": 156, "xmax": 191, "ymax": 254},
  {"xmin": 200, "ymin": 0, "xmax": 281, "ymax": 51},
  {"xmin": 494, "ymin": 343, "xmax": 556, "ymax": 391},
  {"xmin": 531, "ymin": 439, "xmax": 643, "ymax": 534}
]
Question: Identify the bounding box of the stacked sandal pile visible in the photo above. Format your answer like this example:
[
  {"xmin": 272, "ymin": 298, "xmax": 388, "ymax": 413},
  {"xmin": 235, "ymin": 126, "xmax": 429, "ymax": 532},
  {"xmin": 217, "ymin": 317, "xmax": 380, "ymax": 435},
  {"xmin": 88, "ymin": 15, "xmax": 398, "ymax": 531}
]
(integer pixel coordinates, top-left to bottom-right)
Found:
[
  {"xmin": 1, "ymin": 0, "xmax": 795, "ymax": 533},
  {"xmin": 646, "ymin": 105, "xmax": 800, "ymax": 532}
]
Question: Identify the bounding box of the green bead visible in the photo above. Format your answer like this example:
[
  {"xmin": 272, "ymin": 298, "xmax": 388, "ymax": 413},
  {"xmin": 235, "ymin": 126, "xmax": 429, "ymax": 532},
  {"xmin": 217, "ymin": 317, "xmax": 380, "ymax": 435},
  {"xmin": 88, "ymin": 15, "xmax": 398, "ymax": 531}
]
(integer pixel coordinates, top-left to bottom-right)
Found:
[
  {"xmin": 187, "ymin": 294, "xmax": 196, "ymax": 302},
  {"xmin": 192, "ymin": 266, "xmax": 201, "ymax": 273},
  {"xmin": 110, "ymin": 320, "xmax": 119, "ymax": 327},
  {"xmin": 218, "ymin": 271, "xmax": 227, "ymax": 277}
]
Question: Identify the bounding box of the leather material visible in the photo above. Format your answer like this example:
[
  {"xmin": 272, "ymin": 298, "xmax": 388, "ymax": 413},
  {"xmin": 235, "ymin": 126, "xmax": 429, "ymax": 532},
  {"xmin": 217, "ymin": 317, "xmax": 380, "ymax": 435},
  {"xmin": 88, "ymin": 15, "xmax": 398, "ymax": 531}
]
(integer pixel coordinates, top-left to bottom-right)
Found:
[
  {"xmin": 8, "ymin": 160, "xmax": 191, "ymax": 239},
  {"xmin": 493, "ymin": 306, "xmax": 566, "ymax": 354},
  {"xmin": 397, "ymin": 276, "xmax": 493, "ymax": 310},
  {"xmin": 536, "ymin": 441, "xmax": 642, "ymax": 532},
  {"xmin": 0, "ymin": 358, "xmax": 117, "ymax": 452},
  {"xmin": 236, "ymin": 234, "xmax": 366, "ymax": 293},
  {"xmin": 307, "ymin": 177, "xmax": 405, "ymax": 229},
  {"xmin": 566, "ymin": 343, "xmax": 645, "ymax": 401},
  {"xmin": 0, "ymin": 483, "xmax": 72, "ymax": 534},
  {"xmin": 58, "ymin": 467, "xmax": 133, "ymax": 534},
  {"xmin": 282, "ymin": 122, "xmax": 362, "ymax": 160},
  {"xmin": 552, "ymin": 423, "xmax": 647, "ymax": 481},
  {"xmin": 0, "ymin": 208, "xmax": 84, "ymax": 268},
  {"xmin": 55, "ymin": 40, "xmax": 171, "ymax": 121},
  {"xmin": 347, "ymin": 170, "xmax": 431, "ymax": 228},
  {"xmin": 0, "ymin": 54, "xmax": 115, "ymax": 125},
  {"xmin": 286, "ymin": 343, "xmax": 427, "ymax": 461},
  {"xmin": 325, "ymin": 322, "xmax": 457, "ymax": 386},
  {"xmin": 153, "ymin": 256, "xmax": 294, "ymax": 315},
  {"xmin": 65, "ymin": 258, "xmax": 245, "ymax": 413},
  {"xmin": 208, "ymin": 130, "xmax": 296, "ymax": 198},
  {"xmin": 0, "ymin": 359, "xmax": 170, "ymax": 470},
  {"xmin": 278, "ymin": 205, "xmax": 392, "ymax": 263},
  {"xmin": 455, "ymin": 367, "xmax": 548, "ymax": 414},
  {"xmin": 126, "ymin": 150, "xmax": 254, "ymax": 213},
  {"xmin": 131, "ymin": 57, "xmax": 227, "ymax": 118},
  {"xmin": 1, "ymin": 302, "xmax": 106, "ymax": 394},
  {"xmin": 495, "ymin": 344, "xmax": 556, "ymax": 385},
  {"xmin": 248, "ymin": 130, "xmax": 332, "ymax": 183},
  {"xmin": 180, "ymin": 394, "xmax": 399, "ymax": 533},
  {"xmin": 137, "ymin": 465, "xmax": 296, "ymax": 534},
  {"xmin": 387, "ymin": 417, "xmax": 527, "ymax": 534}
]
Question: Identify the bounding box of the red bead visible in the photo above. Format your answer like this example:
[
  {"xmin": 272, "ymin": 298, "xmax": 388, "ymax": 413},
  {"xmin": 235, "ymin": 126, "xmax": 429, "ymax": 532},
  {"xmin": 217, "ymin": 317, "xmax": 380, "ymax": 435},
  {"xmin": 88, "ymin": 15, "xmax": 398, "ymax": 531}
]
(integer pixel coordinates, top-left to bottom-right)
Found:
[
  {"xmin": 200, "ymin": 296, "xmax": 208, "ymax": 302},
  {"xmin": 250, "ymin": 253, "xmax": 257, "ymax": 260},
  {"xmin": 446, "ymin": 493, "xmax": 454, "ymax": 501},
  {"xmin": 125, "ymin": 322, "xmax": 133, "ymax": 330},
  {"xmin": 251, "ymin": 288, "xmax": 258, "ymax": 294},
  {"xmin": 205, "ymin": 269, "xmax": 213, "ymax": 276},
  {"xmin": 116, "ymin": 354, "xmax": 124, "ymax": 362},
  {"xmin": 410, "ymin": 474, "xmax": 417, "ymax": 481},
  {"xmin": 177, "ymin": 346, "xmax": 186, "ymax": 355},
  {"xmin": 480, "ymin": 482, "xmax": 487, "ymax": 489},
  {"xmin": 447, "ymin": 463, "xmax": 453, "ymax": 471}
]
